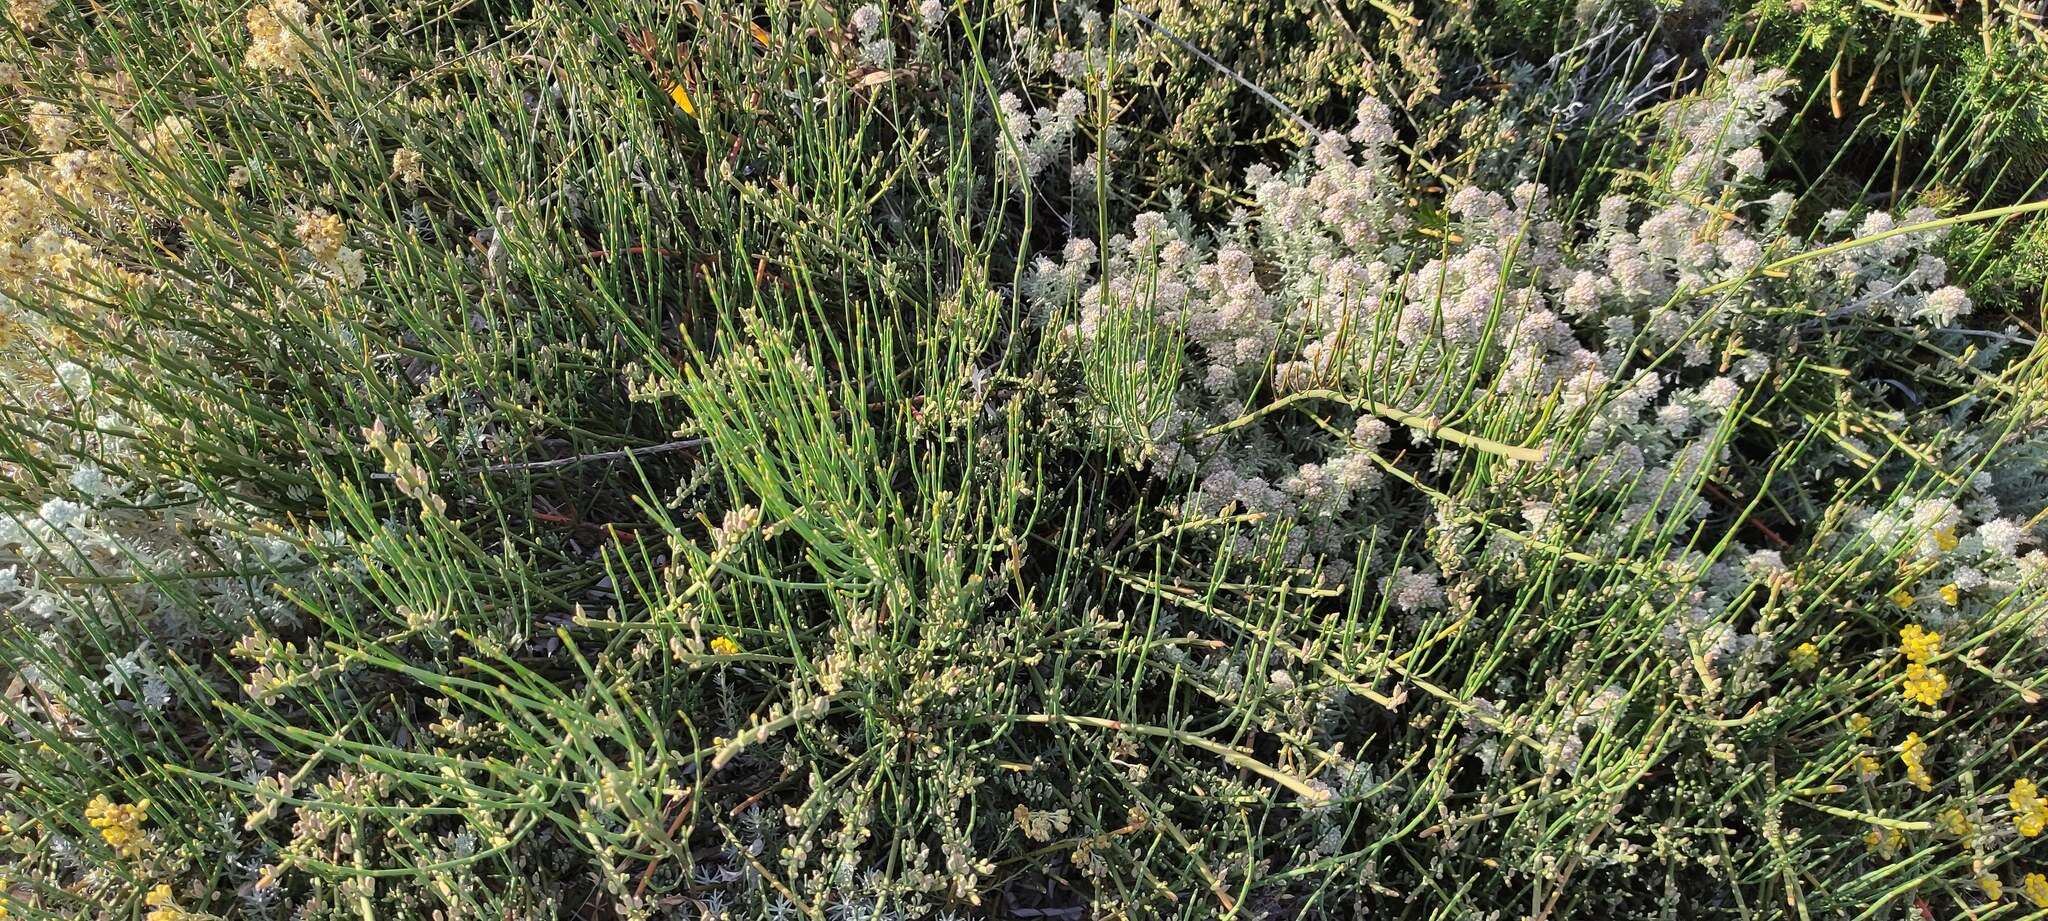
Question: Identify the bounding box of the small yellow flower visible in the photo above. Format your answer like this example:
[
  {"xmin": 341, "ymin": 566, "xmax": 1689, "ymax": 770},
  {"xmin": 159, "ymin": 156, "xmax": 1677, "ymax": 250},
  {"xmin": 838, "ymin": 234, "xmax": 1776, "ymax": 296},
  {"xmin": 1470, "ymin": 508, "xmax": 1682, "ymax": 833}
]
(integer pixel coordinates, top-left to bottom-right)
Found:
[
  {"xmin": 1899, "ymin": 733, "xmax": 1933, "ymax": 792},
  {"xmin": 1899, "ymin": 624, "xmax": 1941, "ymax": 664},
  {"xmin": 1979, "ymin": 873, "xmax": 2004, "ymax": 902},
  {"xmin": 1847, "ymin": 713, "xmax": 1873, "ymax": 736},
  {"xmin": 1863, "ymin": 824, "xmax": 1904, "ymax": 857},
  {"xmin": 1938, "ymin": 583, "xmax": 1961, "ymax": 606},
  {"xmin": 2011, "ymin": 778, "xmax": 2048, "ymax": 838},
  {"xmin": 2027, "ymin": 872, "xmax": 2048, "ymax": 909},
  {"xmin": 390, "ymin": 147, "xmax": 425, "ymax": 186},
  {"xmin": 1901, "ymin": 663, "xmax": 1948, "ymax": 707},
  {"xmin": 7, "ymin": 0, "xmax": 58, "ymax": 31},
  {"xmin": 709, "ymin": 636, "xmax": 742, "ymax": 656},
  {"xmin": 1855, "ymin": 752, "xmax": 1880, "ymax": 779},
  {"xmin": 1938, "ymin": 807, "xmax": 1974, "ymax": 839},
  {"xmin": 1935, "ymin": 527, "xmax": 1959, "ymax": 552},
  {"xmin": 668, "ymin": 82, "xmax": 696, "ymax": 117},
  {"xmin": 144, "ymin": 883, "xmax": 192, "ymax": 921},
  {"xmin": 1788, "ymin": 642, "xmax": 1820, "ymax": 671},
  {"xmin": 83, "ymin": 794, "xmax": 148, "ymax": 859},
  {"xmin": 1890, "ymin": 588, "xmax": 1915, "ymax": 608},
  {"xmin": 245, "ymin": 0, "xmax": 320, "ymax": 73}
]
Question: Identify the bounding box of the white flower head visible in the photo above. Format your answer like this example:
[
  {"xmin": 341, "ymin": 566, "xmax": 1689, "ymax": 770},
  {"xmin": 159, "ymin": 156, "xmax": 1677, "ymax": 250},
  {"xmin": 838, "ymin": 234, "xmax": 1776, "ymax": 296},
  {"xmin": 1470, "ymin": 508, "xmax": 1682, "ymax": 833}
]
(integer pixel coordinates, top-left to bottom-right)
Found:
[
  {"xmin": 849, "ymin": 3, "xmax": 884, "ymax": 40},
  {"xmin": 1727, "ymin": 146, "xmax": 1765, "ymax": 180},
  {"xmin": 38, "ymin": 497, "xmax": 88, "ymax": 529},
  {"xmin": 1697, "ymin": 377, "xmax": 1741, "ymax": 412},
  {"xmin": 246, "ymin": 0, "xmax": 321, "ymax": 73},
  {"xmin": 1385, "ymin": 567, "xmax": 1445, "ymax": 612},
  {"xmin": 1976, "ymin": 518, "xmax": 2031, "ymax": 559},
  {"xmin": 54, "ymin": 361, "xmax": 92, "ymax": 392},
  {"xmin": 69, "ymin": 463, "xmax": 123, "ymax": 501}
]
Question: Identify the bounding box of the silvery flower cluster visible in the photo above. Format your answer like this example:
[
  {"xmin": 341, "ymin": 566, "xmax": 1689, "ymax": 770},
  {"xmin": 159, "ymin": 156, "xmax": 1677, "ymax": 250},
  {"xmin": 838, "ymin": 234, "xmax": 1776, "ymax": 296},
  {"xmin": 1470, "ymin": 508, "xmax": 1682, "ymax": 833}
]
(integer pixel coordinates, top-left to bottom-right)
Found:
[
  {"xmin": 1023, "ymin": 60, "xmax": 1979, "ymax": 576},
  {"xmin": 996, "ymin": 88, "xmax": 1087, "ymax": 183},
  {"xmin": 0, "ymin": 360, "xmax": 337, "ymax": 718}
]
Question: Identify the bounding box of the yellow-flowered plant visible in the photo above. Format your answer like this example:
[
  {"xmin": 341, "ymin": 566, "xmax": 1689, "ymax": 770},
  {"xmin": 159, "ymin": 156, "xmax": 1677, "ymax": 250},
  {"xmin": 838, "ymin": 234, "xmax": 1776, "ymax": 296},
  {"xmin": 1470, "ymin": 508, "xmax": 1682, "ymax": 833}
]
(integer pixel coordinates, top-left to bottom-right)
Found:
[
  {"xmin": 710, "ymin": 636, "xmax": 743, "ymax": 656},
  {"xmin": 1898, "ymin": 625, "xmax": 1947, "ymax": 706},
  {"xmin": 1788, "ymin": 642, "xmax": 1819, "ymax": 670},
  {"xmin": 144, "ymin": 883, "xmax": 193, "ymax": 921},
  {"xmin": 1898, "ymin": 733, "xmax": 1933, "ymax": 791},
  {"xmin": 1979, "ymin": 873, "xmax": 2004, "ymax": 902},
  {"xmin": 1899, "ymin": 625, "xmax": 1941, "ymax": 663},
  {"xmin": 1863, "ymin": 824, "xmax": 1905, "ymax": 857},
  {"xmin": 83, "ymin": 795, "xmax": 148, "ymax": 859},
  {"xmin": 2012, "ymin": 778, "xmax": 2048, "ymax": 837},
  {"xmin": 1902, "ymin": 662, "xmax": 1949, "ymax": 706},
  {"xmin": 2026, "ymin": 872, "xmax": 2048, "ymax": 909},
  {"xmin": 1938, "ymin": 807, "xmax": 1973, "ymax": 839}
]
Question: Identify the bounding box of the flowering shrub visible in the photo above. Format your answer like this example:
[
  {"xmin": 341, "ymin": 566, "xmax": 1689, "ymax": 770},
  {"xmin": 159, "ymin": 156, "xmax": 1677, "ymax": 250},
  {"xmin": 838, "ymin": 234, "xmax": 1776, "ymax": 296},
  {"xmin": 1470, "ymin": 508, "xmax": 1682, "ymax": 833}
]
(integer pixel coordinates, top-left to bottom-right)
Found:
[
  {"xmin": 1017, "ymin": 53, "xmax": 2048, "ymax": 915},
  {"xmin": 1032, "ymin": 62, "xmax": 1979, "ymax": 572}
]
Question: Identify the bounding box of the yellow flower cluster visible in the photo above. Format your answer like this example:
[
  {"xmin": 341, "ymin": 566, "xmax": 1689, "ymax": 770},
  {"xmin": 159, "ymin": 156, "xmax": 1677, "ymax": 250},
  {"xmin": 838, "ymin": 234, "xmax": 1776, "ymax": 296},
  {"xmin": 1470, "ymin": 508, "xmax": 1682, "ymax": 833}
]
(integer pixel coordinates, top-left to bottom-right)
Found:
[
  {"xmin": 0, "ymin": 112, "xmax": 185, "ymax": 321},
  {"xmin": 1902, "ymin": 663, "xmax": 1948, "ymax": 706},
  {"xmin": 1863, "ymin": 824, "xmax": 1904, "ymax": 857},
  {"xmin": 84, "ymin": 794, "xmax": 148, "ymax": 858},
  {"xmin": 1938, "ymin": 807, "xmax": 1973, "ymax": 839},
  {"xmin": 293, "ymin": 207, "xmax": 366, "ymax": 288},
  {"xmin": 1898, "ymin": 625, "xmax": 1946, "ymax": 707},
  {"xmin": 390, "ymin": 147, "xmax": 426, "ymax": 186},
  {"xmin": 709, "ymin": 636, "xmax": 742, "ymax": 656},
  {"xmin": 1788, "ymin": 641, "xmax": 1819, "ymax": 671},
  {"xmin": 1899, "ymin": 625, "xmax": 1941, "ymax": 662},
  {"xmin": 246, "ymin": 0, "xmax": 318, "ymax": 73},
  {"xmin": 145, "ymin": 884, "xmax": 195, "ymax": 921},
  {"xmin": 7, "ymin": 0, "xmax": 57, "ymax": 31},
  {"xmin": 1976, "ymin": 870, "xmax": 2048, "ymax": 908},
  {"xmin": 2011, "ymin": 778, "xmax": 2047, "ymax": 838},
  {"xmin": 1898, "ymin": 733, "xmax": 1933, "ymax": 792},
  {"xmin": 27, "ymin": 102, "xmax": 76, "ymax": 153},
  {"xmin": 294, "ymin": 209, "xmax": 347, "ymax": 264}
]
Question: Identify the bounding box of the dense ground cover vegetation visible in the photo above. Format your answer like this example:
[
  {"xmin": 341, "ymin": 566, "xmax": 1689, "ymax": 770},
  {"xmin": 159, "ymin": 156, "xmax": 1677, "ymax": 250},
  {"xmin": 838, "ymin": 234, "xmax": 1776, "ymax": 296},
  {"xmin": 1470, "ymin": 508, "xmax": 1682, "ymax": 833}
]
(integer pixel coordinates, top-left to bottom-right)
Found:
[{"xmin": 3, "ymin": 1, "xmax": 2048, "ymax": 918}]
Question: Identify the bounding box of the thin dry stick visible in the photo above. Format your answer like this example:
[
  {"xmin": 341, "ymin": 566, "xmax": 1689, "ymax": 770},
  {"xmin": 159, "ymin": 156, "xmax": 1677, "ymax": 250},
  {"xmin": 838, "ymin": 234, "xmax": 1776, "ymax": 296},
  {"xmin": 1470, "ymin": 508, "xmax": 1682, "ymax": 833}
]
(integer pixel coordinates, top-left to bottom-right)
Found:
[
  {"xmin": 1698, "ymin": 197, "xmax": 2048, "ymax": 301},
  {"xmin": 1115, "ymin": 5, "xmax": 1317, "ymax": 138},
  {"xmin": 369, "ymin": 437, "xmax": 709, "ymax": 481},
  {"xmin": 632, "ymin": 793, "xmax": 696, "ymax": 899},
  {"xmin": 1017, "ymin": 713, "xmax": 1331, "ymax": 803},
  {"xmin": 1200, "ymin": 389, "xmax": 1548, "ymax": 463}
]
